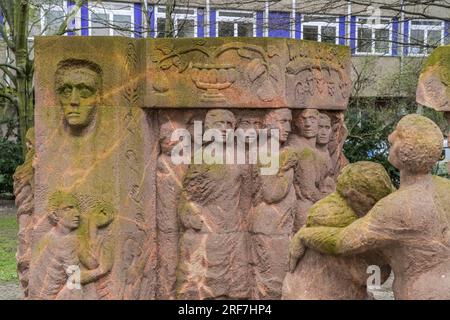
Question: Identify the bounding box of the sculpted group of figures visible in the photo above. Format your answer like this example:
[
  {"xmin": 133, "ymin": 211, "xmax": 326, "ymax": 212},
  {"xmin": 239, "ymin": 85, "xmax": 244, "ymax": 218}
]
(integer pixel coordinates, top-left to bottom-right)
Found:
[
  {"xmin": 15, "ymin": 40, "xmax": 450, "ymax": 299},
  {"xmin": 157, "ymin": 107, "xmax": 347, "ymax": 299}
]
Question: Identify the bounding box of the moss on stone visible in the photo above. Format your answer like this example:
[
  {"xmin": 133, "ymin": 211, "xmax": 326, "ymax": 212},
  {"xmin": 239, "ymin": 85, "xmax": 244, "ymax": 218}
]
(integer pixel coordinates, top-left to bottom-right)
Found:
[{"xmin": 336, "ymin": 161, "xmax": 395, "ymax": 202}]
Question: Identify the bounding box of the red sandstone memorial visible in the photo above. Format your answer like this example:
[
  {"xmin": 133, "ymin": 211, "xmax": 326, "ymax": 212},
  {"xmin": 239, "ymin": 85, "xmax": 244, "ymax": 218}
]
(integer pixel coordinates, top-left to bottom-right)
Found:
[
  {"xmin": 15, "ymin": 36, "xmax": 450, "ymax": 300},
  {"xmin": 16, "ymin": 37, "xmax": 350, "ymax": 299}
]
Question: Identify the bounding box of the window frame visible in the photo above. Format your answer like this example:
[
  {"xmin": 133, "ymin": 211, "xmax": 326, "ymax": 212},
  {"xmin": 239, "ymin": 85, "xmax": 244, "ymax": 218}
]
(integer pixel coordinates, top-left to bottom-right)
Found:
[
  {"xmin": 40, "ymin": 0, "xmax": 76, "ymax": 37},
  {"xmin": 88, "ymin": 1, "xmax": 135, "ymax": 37},
  {"xmin": 355, "ymin": 17, "xmax": 393, "ymax": 56},
  {"xmin": 408, "ymin": 19, "xmax": 444, "ymax": 56},
  {"xmin": 215, "ymin": 9, "xmax": 256, "ymax": 38},
  {"xmin": 154, "ymin": 5, "xmax": 198, "ymax": 38},
  {"xmin": 301, "ymin": 15, "xmax": 340, "ymax": 45}
]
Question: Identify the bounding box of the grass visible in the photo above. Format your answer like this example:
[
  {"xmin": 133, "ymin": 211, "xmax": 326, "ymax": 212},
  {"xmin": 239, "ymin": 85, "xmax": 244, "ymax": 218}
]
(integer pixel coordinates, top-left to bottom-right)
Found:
[{"xmin": 0, "ymin": 214, "xmax": 18, "ymax": 282}]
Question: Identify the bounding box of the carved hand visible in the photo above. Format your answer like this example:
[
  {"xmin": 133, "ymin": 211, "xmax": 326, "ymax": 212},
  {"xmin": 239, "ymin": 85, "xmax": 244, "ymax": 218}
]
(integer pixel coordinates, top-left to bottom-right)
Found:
[{"xmin": 288, "ymin": 232, "xmax": 306, "ymax": 273}]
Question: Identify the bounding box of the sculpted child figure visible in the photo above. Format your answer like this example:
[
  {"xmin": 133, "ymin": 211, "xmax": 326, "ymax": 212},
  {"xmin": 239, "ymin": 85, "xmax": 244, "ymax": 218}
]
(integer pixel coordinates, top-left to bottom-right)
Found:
[
  {"xmin": 291, "ymin": 115, "xmax": 450, "ymax": 299},
  {"xmin": 28, "ymin": 191, "xmax": 83, "ymax": 300},
  {"xmin": 282, "ymin": 161, "xmax": 394, "ymax": 300}
]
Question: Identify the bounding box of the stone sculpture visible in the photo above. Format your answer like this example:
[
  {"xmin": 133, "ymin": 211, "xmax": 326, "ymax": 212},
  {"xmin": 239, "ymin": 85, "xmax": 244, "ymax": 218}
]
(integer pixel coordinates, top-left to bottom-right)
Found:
[
  {"xmin": 287, "ymin": 109, "xmax": 331, "ymax": 230},
  {"xmin": 13, "ymin": 127, "xmax": 35, "ymax": 297},
  {"xmin": 176, "ymin": 109, "xmax": 252, "ymax": 300},
  {"xmin": 21, "ymin": 37, "xmax": 351, "ymax": 299},
  {"xmin": 283, "ymin": 161, "xmax": 394, "ymax": 299},
  {"xmin": 55, "ymin": 59, "xmax": 102, "ymax": 136},
  {"xmin": 249, "ymin": 108, "xmax": 297, "ymax": 299},
  {"xmin": 290, "ymin": 115, "xmax": 450, "ymax": 299},
  {"xmin": 28, "ymin": 191, "xmax": 82, "ymax": 300},
  {"xmin": 416, "ymin": 45, "xmax": 450, "ymax": 172},
  {"xmin": 156, "ymin": 116, "xmax": 188, "ymax": 299}
]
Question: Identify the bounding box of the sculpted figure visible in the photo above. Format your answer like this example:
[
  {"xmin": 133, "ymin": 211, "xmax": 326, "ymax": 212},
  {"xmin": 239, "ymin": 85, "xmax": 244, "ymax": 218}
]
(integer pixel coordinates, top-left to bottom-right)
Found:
[
  {"xmin": 287, "ymin": 109, "xmax": 324, "ymax": 230},
  {"xmin": 77, "ymin": 200, "xmax": 116, "ymax": 299},
  {"xmin": 55, "ymin": 59, "xmax": 102, "ymax": 136},
  {"xmin": 292, "ymin": 115, "xmax": 450, "ymax": 299},
  {"xmin": 28, "ymin": 191, "xmax": 82, "ymax": 300},
  {"xmin": 283, "ymin": 162, "xmax": 394, "ymax": 300},
  {"xmin": 328, "ymin": 112, "xmax": 349, "ymax": 181},
  {"xmin": 316, "ymin": 113, "xmax": 336, "ymax": 196},
  {"xmin": 176, "ymin": 109, "xmax": 251, "ymax": 299},
  {"xmin": 156, "ymin": 119, "xmax": 188, "ymax": 299},
  {"xmin": 250, "ymin": 108, "xmax": 297, "ymax": 299},
  {"xmin": 13, "ymin": 128, "xmax": 35, "ymax": 297}
]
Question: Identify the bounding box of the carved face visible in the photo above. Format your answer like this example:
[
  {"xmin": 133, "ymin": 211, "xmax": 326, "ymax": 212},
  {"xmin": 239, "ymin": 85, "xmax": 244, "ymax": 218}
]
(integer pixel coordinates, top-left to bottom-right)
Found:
[
  {"xmin": 317, "ymin": 116, "xmax": 332, "ymax": 145},
  {"xmin": 296, "ymin": 109, "xmax": 319, "ymax": 138},
  {"xmin": 265, "ymin": 109, "xmax": 292, "ymax": 143},
  {"xmin": 342, "ymin": 188, "xmax": 377, "ymax": 218},
  {"xmin": 57, "ymin": 67, "xmax": 100, "ymax": 130},
  {"xmin": 387, "ymin": 129, "xmax": 402, "ymax": 170},
  {"xmin": 159, "ymin": 121, "xmax": 181, "ymax": 154},
  {"xmin": 205, "ymin": 109, "xmax": 236, "ymax": 142},
  {"xmin": 56, "ymin": 203, "xmax": 81, "ymax": 230},
  {"xmin": 238, "ymin": 115, "xmax": 263, "ymax": 144}
]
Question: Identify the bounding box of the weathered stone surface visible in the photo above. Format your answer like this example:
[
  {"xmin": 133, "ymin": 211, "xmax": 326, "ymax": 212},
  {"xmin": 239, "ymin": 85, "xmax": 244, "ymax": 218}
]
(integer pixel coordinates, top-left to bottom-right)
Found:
[
  {"xmin": 19, "ymin": 37, "xmax": 352, "ymax": 300},
  {"xmin": 417, "ymin": 45, "xmax": 450, "ymax": 172},
  {"xmin": 291, "ymin": 115, "xmax": 450, "ymax": 300},
  {"xmin": 282, "ymin": 162, "xmax": 394, "ymax": 300},
  {"xmin": 416, "ymin": 45, "xmax": 450, "ymax": 113}
]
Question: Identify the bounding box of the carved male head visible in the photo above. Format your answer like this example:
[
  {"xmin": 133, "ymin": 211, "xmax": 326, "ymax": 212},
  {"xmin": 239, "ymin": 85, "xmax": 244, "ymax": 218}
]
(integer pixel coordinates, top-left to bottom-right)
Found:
[
  {"xmin": 237, "ymin": 111, "xmax": 263, "ymax": 144},
  {"xmin": 317, "ymin": 113, "xmax": 332, "ymax": 146},
  {"xmin": 205, "ymin": 109, "xmax": 236, "ymax": 142},
  {"xmin": 55, "ymin": 59, "xmax": 102, "ymax": 133},
  {"xmin": 48, "ymin": 191, "xmax": 81, "ymax": 231},
  {"xmin": 295, "ymin": 109, "xmax": 319, "ymax": 139},
  {"xmin": 159, "ymin": 119, "xmax": 183, "ymax": 155},
  {"xmin": 265, "ymin": 108, "xmax": 292, "ymax": 143},
  {"xmin": 388, "ymin": 114, "xmax": 443, "ymax": 174},
  {"xmin": 337, "ymin": 161, "xmax": 395, "ymax": 217}
]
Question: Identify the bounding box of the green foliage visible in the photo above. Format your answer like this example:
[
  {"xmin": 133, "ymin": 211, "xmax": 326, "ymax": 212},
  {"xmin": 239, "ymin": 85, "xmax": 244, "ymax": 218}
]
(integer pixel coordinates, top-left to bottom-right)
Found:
[
  {"xmin": 0, "ymin": 139, "xmax": 23, "ymax": 196},
  {"xmin": 343, "ymin": 97, "xmax": 448, "ymax": 187},
  {"xmin": 0, "ymin": 214, "xmax": 18, "ymax": 281}
]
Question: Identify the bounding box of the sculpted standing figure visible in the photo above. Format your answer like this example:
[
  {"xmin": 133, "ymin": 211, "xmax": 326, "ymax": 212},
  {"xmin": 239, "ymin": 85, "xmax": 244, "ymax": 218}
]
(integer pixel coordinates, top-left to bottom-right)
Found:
[
  {"xmin": 293, "ymin": 115, "xmax": 450, "ymax": 299},
  {"xmin": 316, "ymin": 113, "xmax": 336, "ymax": 196},
  {"xmin": 156, "ymin": 119, "xmax": 188, "ymax": 299},
  {"xmin": 250, "ymin": 108, "xmax": 297, "ymax": 299},
  {"xmin": 13, "ymin": 128, "xmax": 35, "ymax": 297},
  {"xmin": 287, "ymin": 109, "xmax": 323, "ymax": 230},
  {"xmin": 176, "ymin": 109, "xmax": 251, "ymax": 299},
  {"xmin": 283, "ymin": 162, "xmax": 393, "ymax": 300}
]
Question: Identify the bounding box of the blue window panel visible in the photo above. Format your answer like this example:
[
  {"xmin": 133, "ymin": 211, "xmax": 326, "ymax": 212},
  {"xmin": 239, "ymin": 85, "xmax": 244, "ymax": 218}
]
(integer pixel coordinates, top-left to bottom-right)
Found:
[
  {"xmin": 134, "ymin": 3, "xmax": 142, "ymax": 38},
  {"xmin": 197, "ymin": 8, "xmax": 204, "ymax": 38},
  {"xmin": 339, "ymin": 15, "xmax": 346, "ymax": 45},
  {"xmin": 295, "ymin": 12, "xmax": 301, "ymax": 39},
  {"xmin": 392, "ymin": 17, "xmax": 399, "ymax": 56},
  {"xmin": 403, "ymin": 19, "xmax": 409, "ymax": 55},
  {"xmin": 149, "ymin": 5, "xmax": 155, "ymax": 38},
  {"xmin": 81, "ymin": 1, "xmax": 89, "ymax": 36},
  {"xmin": 67, "ymin": 0, "xmax": 75, "ymax": 36},
  {"xmin": 268, "ymin": 11, "xmax": 290, "ymax": 38},
  {"xmin": 0, "ymin": 8, "xmax": 3, "ymax": 25},
  {"xmin": 256, "ymin": 11, "xmax": 263, "ymax": 37},
  {"xmin": 350, "ymin": 16, "xmax": 356, "ymax": 54},
  {"xmin": 209, "ymin": 9, "xmax": 216, "ymax": 37}
]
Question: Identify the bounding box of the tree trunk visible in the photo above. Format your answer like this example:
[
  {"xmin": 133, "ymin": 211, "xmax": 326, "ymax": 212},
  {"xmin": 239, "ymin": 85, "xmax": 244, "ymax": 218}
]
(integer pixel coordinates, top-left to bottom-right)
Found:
[{"xmin": 14, "ymin": 0, "xmax": 32, "ymax": 157}]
